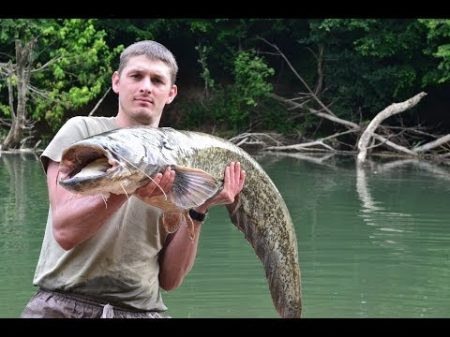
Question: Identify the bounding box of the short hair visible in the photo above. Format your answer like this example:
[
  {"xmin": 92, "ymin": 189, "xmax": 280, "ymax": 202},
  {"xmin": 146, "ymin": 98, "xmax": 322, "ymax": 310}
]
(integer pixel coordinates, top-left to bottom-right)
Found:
[{"xmin": 118, "ymin": 40, "xmax": 178, "ymax": 84}]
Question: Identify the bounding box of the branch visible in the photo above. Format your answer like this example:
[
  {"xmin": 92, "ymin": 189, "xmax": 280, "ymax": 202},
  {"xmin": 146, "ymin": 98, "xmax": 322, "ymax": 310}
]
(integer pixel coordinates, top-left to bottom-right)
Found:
[
  {"xmin": 305, "ymin": 44, "xmax": 324, "ymax": 95},
  {"xmin": 31, "ymin": 56, "xmax": 63, "ymax": 73},
  {"xmin": 270, "ymin": 93, "xmax": 359, "ymax": 129},
  {"xmin": 28, "ymin": 84, "xmax": 50, "ymax": 99},
  {"xmin": 266, "ymin": 128, "xmax": 359, "ymax": 152},
  {"xmin": 0, "ymin": 118, "xmax": 12, "ymax": 127},
  {"xmin": 309, "ymin": 108, "xmax": 359, "ymax": 129},
  {"xmin": 371, "ymin": 133, "xmax": 417, "ymax": 156},
  {"xmin": 88, "ymin": 87, "xmax": 112, "ymax": 116},
  {"xmin": 229, "ymin": 132, "xmax": 283, "ymax": 146},
  {"xmin": 357, "ymin": 92, "xmax": 427, "ymax": 164},
  {"xmin": 259, "ymin": 37, "xmax": 337, "ymax": 118},
  {"xmin": 413, "ymin": 134, "xmax": 450, "ymax": 153}
]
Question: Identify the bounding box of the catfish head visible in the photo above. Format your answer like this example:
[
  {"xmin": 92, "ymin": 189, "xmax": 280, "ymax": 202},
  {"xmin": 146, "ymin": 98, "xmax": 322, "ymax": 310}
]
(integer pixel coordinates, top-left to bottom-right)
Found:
[{"xmin": 58, "ymin": 130, "xmax": 164, "ymax": 196}]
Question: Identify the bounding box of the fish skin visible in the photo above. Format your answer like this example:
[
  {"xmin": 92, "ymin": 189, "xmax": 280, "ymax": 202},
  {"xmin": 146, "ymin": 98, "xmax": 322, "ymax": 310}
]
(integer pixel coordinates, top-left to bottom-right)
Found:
[{"xmin": 59, "ymin": 126, "xmax": 302, "ymax": 318}]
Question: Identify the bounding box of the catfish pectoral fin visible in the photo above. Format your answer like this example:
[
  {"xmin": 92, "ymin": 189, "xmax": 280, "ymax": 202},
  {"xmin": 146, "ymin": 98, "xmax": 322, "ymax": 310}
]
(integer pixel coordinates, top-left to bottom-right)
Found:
[
  {"xmin": 161, "ymin": 211, "xmax": 183, "ymax": 233},
  {"xmin": 170, "ymin": 165, "xmax": 221, "ymax": 209},
  {"xmin": 163, "ymin": 210, "xmax": 197, "ymax": 241}
]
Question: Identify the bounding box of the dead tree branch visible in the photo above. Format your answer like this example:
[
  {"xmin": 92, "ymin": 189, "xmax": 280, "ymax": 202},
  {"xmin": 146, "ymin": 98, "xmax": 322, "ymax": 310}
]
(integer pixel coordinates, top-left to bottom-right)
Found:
[
  {"xmin": 357, "ymin": 92, "xmax": 427, "ymax": 164},
  {"xmin": 413, "ymin": 134, "xmax": 450, "ymax": 153},
  {"xmin": 88, "ymin": 87, "xmax": 111, "ymax": 116}
]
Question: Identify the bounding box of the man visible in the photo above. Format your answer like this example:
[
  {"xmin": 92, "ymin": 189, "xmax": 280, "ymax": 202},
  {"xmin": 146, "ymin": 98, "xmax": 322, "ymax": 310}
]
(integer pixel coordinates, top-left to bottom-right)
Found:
[{"xmin": 22, "ymin": 40, "xmax": 246, "ymax": 318}]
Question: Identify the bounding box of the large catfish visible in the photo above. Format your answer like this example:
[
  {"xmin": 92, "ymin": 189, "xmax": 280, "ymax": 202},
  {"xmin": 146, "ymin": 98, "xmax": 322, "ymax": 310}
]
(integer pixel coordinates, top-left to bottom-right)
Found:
[{"xmin": 58, "ymin": 126, "xmax": 302, "ymax": 318}]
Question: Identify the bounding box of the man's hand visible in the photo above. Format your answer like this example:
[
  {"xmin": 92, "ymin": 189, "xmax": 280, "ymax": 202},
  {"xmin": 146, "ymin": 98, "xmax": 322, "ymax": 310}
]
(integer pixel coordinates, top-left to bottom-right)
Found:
[
  {"xmin": 195, "ymin": 161, "xmax": 246, "ymax": 213},
  {"xmin": 135, "ymin": 167, "xmax": 175, "ymax": 199}
]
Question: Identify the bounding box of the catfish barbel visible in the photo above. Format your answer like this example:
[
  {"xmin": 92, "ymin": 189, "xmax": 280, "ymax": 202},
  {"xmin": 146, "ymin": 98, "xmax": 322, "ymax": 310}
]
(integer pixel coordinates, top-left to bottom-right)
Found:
[{"xmin": 58, "ymin": 126, "xmax": 302, "ymax": 318}]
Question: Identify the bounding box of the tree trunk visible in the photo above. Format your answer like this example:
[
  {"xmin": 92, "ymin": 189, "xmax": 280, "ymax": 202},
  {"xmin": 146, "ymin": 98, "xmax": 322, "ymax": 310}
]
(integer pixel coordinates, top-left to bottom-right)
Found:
[{"xmin": 2, "ymin": 39, "xmax": 35, "ymax": 150}]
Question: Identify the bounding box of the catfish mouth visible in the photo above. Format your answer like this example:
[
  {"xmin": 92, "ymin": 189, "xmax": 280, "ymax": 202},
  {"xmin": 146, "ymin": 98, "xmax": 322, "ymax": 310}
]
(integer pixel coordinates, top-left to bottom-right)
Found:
[{"xmin": 58, "ymin": 145, "xmax": 119, "ymax": 187}]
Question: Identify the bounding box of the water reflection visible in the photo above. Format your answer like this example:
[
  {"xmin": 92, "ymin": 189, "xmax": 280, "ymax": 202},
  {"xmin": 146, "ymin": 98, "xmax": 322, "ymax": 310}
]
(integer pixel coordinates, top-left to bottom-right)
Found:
[
  {"xmin": 1, "ymin": 152, "xmax": 40, "ymax": 229},
  {"xmin": 356, "ymin": 161, "xmax": 413, "ymax": 252},
  {"xmin": 355, "ymin": 159, "xmax": 450, "ymax": 253},
  {"xmin": 0, "ymin": 153, "xmax": 47, "ymax": 317}
]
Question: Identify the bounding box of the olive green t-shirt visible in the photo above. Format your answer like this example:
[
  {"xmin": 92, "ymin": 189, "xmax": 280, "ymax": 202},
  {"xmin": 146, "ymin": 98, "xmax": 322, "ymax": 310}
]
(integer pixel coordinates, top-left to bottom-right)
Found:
[{"xmin": 34, "ymin": 116, "xmax": 168, "ymax": 312}]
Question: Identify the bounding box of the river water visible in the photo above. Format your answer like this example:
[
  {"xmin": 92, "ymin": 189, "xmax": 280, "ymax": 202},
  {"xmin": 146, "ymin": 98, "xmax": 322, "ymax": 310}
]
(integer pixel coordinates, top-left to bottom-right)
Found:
[{"xmin": 1, "ymin": 152, "xmax": 450, "ymax": 318}]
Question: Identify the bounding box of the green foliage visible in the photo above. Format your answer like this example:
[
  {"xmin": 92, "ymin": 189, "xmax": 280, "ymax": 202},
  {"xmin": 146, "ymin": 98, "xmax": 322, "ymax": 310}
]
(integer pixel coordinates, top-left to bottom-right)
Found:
[
  {"xmin": 0, "ymin": 103, "xmax": 10, "ymax": 117},
  {"xmin": 303, "ymin": 19, "xmax": 435, "ymax": 120},
  {"xmin": 419, "ymin": 19, "xmax": 450, "ymax": 84},
  {"xmin": 1, "ymin": 18, "xmax": 448, "ymax": 139},
  {"xmin": 225, "ymin": 51, "xmax": 274, "ymax": 129},
  {"xmin": 0, "ymin": 19, "xmax": 122, "ymax": 130},
  {"xmin": 181, "ymin": 50, "xmax": 275, "ymax": 132},
  {"xmin": 234, "ymin": 51, "xmax": 275, "ymax": 106}
]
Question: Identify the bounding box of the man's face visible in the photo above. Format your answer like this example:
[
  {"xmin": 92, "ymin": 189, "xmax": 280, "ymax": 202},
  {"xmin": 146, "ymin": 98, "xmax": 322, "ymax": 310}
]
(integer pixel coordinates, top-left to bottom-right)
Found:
[{"xmin": 112, "ymin": 55, "xmax": 177, "ymax": 126}]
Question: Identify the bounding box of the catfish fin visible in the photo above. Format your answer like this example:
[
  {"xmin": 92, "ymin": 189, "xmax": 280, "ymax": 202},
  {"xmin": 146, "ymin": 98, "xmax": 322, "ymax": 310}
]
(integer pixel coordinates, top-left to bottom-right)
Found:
[
  {"xmin": 136, "ymin": 195, "xmax": 187, "ymax": 235},
  {"xmin": 139, "ymin": 195, "xmax": 179, "ymax": 212},
  {"xmin": 170, "ymin": 165, "xmax": 221, "ymax": 209},
  {"xmin": 161, "ymin": 212, "xmax": 183, "ymax": 233}
]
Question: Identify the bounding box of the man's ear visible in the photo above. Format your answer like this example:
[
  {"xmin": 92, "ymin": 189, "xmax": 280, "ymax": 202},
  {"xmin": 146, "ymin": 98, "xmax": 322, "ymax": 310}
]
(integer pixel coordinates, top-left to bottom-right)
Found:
[
  {"xmin": 166, "ymin": 84, "xmax": 178, "ymax": 104},
  {"xmin": 112, "ymin": 71, "xmax": 120, "ymax": 94}
]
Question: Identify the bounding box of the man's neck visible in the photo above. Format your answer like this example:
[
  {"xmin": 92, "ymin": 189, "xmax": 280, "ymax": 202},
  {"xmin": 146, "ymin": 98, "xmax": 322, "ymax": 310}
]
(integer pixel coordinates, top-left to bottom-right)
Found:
[{"xmin": 114, "ymin": 113, "xmax": 160, "ymax": 128}]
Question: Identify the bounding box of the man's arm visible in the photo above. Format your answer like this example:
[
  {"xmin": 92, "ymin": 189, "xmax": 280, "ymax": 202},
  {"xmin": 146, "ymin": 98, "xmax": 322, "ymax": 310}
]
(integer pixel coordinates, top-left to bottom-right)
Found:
[
  {"xmin": 158, "ymin": 162, "xmax": 246, "ymax": 290},
  {"xmin": 48, "ymin": 160, "xmax": 174, "ymax": 250}
]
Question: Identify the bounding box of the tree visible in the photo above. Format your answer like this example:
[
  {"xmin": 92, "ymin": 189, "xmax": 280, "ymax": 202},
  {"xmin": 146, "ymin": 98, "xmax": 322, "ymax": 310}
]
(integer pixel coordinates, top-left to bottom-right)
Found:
[{"xmin": 0, "ymin": 19, "xmax": 121, "ymax": 150}]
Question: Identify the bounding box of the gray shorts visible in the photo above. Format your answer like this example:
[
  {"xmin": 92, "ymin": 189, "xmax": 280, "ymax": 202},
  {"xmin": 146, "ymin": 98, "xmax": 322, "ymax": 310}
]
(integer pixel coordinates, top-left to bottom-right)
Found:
[{"xmin": 21, "ymin": 288, "xmax": 169, "ymax": 318}]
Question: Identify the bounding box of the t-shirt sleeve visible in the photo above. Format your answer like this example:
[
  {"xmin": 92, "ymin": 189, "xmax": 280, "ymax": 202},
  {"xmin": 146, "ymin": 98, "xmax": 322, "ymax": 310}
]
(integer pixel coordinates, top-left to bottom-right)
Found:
[{"xmin": 40, "ymin": 117, "xmax": 90, "ymax": 173}]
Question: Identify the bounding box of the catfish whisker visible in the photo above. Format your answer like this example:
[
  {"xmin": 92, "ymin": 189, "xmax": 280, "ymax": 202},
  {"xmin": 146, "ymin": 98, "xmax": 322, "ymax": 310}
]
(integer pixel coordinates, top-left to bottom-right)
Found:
[
  {"xmin": 113, "ymin": 152, "xmax": 168, "ymax": 201},
  {"xmin": 119, "ymin": 182, "xmax": 130, "ymax": 199},
  {"xmin": 101, "ymin": 194, "xmax": 108, "ymax": 208}
]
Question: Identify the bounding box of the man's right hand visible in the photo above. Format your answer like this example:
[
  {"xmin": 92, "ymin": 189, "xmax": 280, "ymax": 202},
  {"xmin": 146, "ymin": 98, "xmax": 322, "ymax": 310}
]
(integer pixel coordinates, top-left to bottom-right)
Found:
[{"xmin": 134, "ymin": 167, "xmax": 175, "ymax": 199}]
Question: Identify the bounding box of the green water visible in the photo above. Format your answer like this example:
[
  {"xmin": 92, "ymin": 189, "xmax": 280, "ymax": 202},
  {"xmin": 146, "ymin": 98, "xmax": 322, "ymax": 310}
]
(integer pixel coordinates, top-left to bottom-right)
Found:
[{"xmin": 1, "ymin": 152, "xmax": 450, "ymax": 318}]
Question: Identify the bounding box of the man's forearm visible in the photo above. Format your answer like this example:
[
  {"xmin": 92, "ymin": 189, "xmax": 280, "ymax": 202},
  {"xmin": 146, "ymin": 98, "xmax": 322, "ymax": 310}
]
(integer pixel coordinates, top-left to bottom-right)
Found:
[
  {"xmin": 52, "ymin": 192, "xmax": 127, "ymax": 250},
  {"xmin": 158, "ymin": 218, "xmax": 203, "ymax": 290}
]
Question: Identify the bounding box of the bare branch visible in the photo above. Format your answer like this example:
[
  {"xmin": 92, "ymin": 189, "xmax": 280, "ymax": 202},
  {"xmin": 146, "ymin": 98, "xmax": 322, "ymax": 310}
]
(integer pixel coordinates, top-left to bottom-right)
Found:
[
  {"xmin": 371, "ymin": 133, "xmax": 417, "ymax": 156},
  {"xmin": 413, "ymin": 134, "xmax": 450, "ymax": 153},
  {"xmin": 266, "ymin": 128, "xmax": 360, "ymax": 152},
  {"xmin": 31, "ymin": 56, "xmax": 63, "ymax": 73},
  {"xmin": 357, "ymin": 92, "xmax": 427, "ymax": 164},
  {"xmin": 270, "ymin": 93, "xmax": 359, "ymax": 129},
  {"xmin": 309, "ymin": 108, "xmax": 359, "ymax": 129},
  {"xmin": 88, "ymin": 87, "xmax": 112, "ymax": 116},
  {"xmin": 305, "ymin": 44, "xmax": 324, "ymax": 95},
  {"xmin": 28, "ymin": 84, "xmax": 50, "ymax": 99},
  {"xmin": 229, "ymin": 132, "xmax": 283, "ymax": 146},
  {"xmin": 0, "ymin": 118, "xmax": 12, "ymax": 127},
  {"xmin": 259, "ymin": 37, "xmax": 337, "ymax": 118}
]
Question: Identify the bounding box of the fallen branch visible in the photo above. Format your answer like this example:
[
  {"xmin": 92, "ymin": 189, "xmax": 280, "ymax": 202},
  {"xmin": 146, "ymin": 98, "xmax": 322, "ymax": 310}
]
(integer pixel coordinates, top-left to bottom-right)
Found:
[
  {"xmin": 229, "ymin": 132, "xmax": 283, "ymax": 145},
  {"xmin": 371, "ymin": 133, "xmax": 417, "ymax": 156},
  {"xmin": 266, "ymin": 128, "xmax": 359, "ymax": 152},
  {"xmin": 357, "ymin": 92, "xmax": 427, "ymax": 164},
  {"xmin": 267, "ymin": 139, "xmax": 334, "ymax": 152},
  {"xmin": 413, "ymin": 134, "xmax": 450, "ymax": 153}
]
